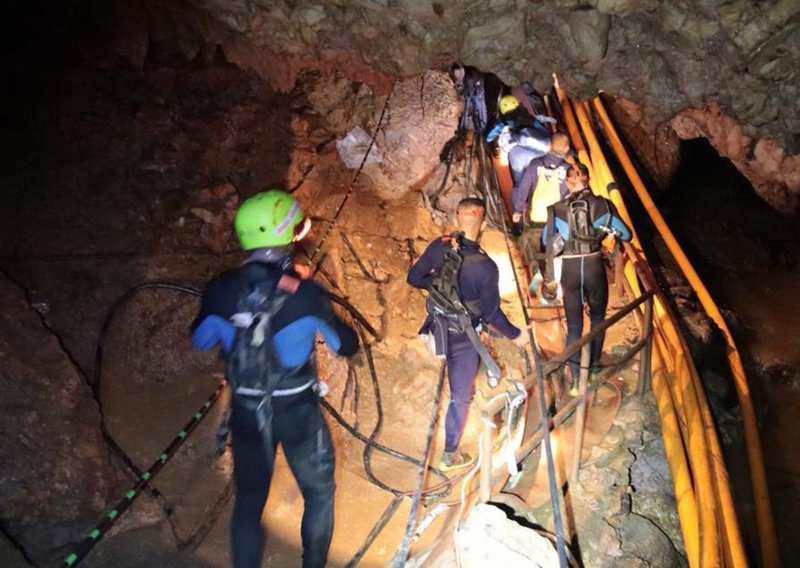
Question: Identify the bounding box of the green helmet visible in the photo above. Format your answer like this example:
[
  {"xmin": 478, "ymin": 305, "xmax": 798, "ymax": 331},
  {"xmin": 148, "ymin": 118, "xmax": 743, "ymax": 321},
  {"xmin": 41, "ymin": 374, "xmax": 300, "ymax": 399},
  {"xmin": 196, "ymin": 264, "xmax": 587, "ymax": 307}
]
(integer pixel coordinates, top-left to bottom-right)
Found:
[{"xmin": 234, "ymin": 190, "xmax": 309, "ymax": 250}]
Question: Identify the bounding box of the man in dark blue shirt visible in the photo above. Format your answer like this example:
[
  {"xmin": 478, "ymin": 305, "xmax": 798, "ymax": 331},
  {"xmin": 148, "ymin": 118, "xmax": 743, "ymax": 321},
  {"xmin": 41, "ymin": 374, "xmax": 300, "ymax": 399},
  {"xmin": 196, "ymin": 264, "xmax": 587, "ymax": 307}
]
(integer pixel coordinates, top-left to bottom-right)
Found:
[
  {"xmin": 407, "ymin": 197, "xmax": 528, "ymax": 471},
  {"xmin": 542, "ymin": 164, "xmax": 631, "ymax": 392},
  {"xmin": 190, "ymin": 190, "xmax": 357, "ymax": 568}
]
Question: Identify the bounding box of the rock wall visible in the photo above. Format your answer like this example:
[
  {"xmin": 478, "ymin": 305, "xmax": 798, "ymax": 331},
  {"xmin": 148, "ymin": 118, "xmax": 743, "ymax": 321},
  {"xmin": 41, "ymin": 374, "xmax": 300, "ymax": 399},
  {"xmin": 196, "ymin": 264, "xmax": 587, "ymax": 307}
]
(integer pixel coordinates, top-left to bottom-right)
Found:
[
  {"xmin": 673, "ymin": 103, "xmax": 800, "ymax": 214},
  {"xmin": 184, "ymin": 1, "xmax": 800, "ymax": 151},
  {"xmin": 0, "ymin": 273, "xmax": 117, "ymax": 562},
  {"xmin": 606, "ymin": 95, "xmax": 799, "ymax": 214},
  {"xmin": 60, "ymin": 0, "xmax": 800, "ymax": 213}
]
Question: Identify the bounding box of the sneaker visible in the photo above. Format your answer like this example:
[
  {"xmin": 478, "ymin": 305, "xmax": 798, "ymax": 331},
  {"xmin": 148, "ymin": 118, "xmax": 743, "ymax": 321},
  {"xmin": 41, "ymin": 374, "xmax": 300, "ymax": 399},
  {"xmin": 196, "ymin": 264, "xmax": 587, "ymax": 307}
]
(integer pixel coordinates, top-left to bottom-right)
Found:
[
  {"xmin": 568, "ymin": 380, "xmax": 580, "ymax": 397},
  {"xmin": 438, "ymin": 449, "xmax": 475, "ymax": 472}
]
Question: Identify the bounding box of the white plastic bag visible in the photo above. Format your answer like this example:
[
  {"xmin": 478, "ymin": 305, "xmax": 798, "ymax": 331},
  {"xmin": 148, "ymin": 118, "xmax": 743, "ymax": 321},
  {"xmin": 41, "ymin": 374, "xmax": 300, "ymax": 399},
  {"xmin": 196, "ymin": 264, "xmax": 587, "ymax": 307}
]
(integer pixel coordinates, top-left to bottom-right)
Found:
[{"xmin": 336, "ymin": 126, "xmax": 383, "ymax": 169}]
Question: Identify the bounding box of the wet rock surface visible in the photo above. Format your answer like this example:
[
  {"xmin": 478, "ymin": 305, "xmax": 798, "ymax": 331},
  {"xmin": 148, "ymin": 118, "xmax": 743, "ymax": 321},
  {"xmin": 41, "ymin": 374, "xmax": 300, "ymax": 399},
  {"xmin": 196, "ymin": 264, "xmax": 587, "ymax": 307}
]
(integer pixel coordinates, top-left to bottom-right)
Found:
[
  {"xmin": 185, "ymin": 0, "xmax": 800, "ymax": 148},
  {"xmin": 184, "ymin": 0, "xmax": 800, "ymax": 210},
  {"xmin": 453, "ymin": 503, "xmax": 559, "ymax": 568},
  {"xmin": 0, "ymin": 273, "xmax": 118, "ymax": 563}
]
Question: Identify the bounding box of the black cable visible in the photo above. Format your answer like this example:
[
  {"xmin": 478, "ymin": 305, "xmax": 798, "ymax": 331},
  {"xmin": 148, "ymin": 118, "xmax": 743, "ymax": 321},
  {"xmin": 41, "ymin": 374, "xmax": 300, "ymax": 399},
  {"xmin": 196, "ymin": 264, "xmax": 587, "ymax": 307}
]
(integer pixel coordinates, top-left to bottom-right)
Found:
[
  {"xmin": 306, "ymin": 95, "xmax": 391, "ymax": 266},
  {"xmin": 344, "ymin": 497, "xmax": 404, "ymax": 568},
  {"xmin": 85, "ymin": 279, "xmax": 457, "ymax": 568},
  {"xmin": 389, "ymin": 362, "xmax": 448, "ymax": 566},
  {"xmin": 93, "ymin": 283, "xmax": 204, "ymax": 502}
]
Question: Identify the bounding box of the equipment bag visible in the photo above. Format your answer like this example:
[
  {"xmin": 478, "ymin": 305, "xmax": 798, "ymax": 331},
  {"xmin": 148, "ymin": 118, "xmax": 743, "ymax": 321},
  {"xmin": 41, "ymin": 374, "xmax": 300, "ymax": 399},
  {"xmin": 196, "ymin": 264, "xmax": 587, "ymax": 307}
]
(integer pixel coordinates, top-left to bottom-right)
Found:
[
  {"xmin": 425, "ymin": 236, "xmax": 503, "ymax": 383},
  {"xmin": 564, "ymin": 192, "xmax": 611, "ymax": 255},
  {"xmin": 225, "ymin": 267, "xmax": 290, "ymax": 456}
]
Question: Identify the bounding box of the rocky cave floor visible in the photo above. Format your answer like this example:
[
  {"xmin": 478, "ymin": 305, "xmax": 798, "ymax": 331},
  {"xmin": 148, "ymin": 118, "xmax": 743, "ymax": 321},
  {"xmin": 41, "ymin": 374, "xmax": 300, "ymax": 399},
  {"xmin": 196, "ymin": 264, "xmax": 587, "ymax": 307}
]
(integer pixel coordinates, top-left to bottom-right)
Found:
[{"xmin": 5, "ymin": 42, "xmax": 794, "ymax": 567}]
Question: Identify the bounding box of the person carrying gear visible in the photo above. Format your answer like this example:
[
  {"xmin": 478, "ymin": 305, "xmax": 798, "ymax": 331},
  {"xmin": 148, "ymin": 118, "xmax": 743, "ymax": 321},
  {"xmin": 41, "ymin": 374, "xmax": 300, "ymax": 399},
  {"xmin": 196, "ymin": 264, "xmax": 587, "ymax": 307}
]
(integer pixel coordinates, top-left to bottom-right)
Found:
[
  {"xmin": 511, "ymin": 132, "xmax": 572, "ymax": 295},
  {"xmin": 541, "ymin": 164, "xmax": 631, "ymax": 393},
  {"xmin": 486, "ymin": 94, "xmax": 556, "ymax": 184},
  {"xmin": 190, "ymin": 189, "xmax": 358, "ymax": 568},
  {"xmin": 407, "ymin": 197, "xmax": 530, "ymax": 471},
  {"xmin": 455, "ymin": 66, "xmax": 488, "ymax": 131}
]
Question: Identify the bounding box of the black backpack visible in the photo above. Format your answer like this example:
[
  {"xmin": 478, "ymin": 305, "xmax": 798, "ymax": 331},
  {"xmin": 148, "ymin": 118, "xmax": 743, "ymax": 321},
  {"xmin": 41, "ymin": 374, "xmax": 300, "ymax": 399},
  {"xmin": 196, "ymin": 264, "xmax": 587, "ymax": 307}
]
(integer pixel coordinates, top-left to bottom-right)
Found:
[
  {"xmin": 564, "ymin": 192, "xmax": 610, "ymax": 255},
  {"xmin": 425, "ymin": 236, "xmax": 482, "ymax": 325},
  {"xmin": 226, "ymin": 267, "xmax": 289, "ymax": 430},
  {"xmin": 424, "ymin": 236, "xmax": 503, "ymax": 383}
]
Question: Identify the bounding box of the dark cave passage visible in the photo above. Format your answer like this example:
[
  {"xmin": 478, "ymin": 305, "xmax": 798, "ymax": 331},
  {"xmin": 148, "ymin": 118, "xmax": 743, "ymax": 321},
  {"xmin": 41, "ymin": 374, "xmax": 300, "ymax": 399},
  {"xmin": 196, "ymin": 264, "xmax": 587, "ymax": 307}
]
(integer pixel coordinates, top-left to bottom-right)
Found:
[{"xmin": 660, "ymin": 138, "xmax": 800, "ymax": 563}]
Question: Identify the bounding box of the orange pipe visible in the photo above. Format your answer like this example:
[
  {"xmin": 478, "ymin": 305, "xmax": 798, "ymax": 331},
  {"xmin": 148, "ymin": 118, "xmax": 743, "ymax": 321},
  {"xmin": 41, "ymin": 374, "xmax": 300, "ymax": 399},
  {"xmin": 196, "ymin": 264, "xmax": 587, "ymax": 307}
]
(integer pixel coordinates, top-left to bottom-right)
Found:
[
  {"xmin": 593, "ymin": 96, "xmax": 777, "ymax": 568},
  {"xmin": 554, "ymin": 84, "xmax": 710, "ymax": 565},
  {"xmin": 572, "ymin": 98, "xmax": 731, "ymax": 567},
  {"xmin": 492, "ymin": 155, "xmax": 514, "ymax": 215}
]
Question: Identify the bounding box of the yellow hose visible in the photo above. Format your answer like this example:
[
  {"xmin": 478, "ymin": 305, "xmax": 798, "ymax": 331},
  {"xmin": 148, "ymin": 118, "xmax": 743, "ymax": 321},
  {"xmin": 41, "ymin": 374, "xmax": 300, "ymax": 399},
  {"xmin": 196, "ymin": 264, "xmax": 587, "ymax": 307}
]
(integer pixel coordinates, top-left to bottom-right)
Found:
[
  {"xmin": 575, "ymin": 96, "xmax": 743, "ymax": 567},
  {"xmin": 552, "ymin": 81, "xmax": 757, "ymax": 566},
  {"xmin": 592, "ymin": 96, "xmax": 777, "ymax": 568}
]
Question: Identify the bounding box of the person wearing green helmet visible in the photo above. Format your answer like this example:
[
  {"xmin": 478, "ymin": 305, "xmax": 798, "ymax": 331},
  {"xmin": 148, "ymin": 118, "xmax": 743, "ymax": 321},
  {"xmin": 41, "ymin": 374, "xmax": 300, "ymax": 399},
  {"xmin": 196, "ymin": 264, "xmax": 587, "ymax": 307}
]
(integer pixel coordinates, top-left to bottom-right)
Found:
[{"xmin": 190, "ymin": 189, "xmax": 357, "ymax": 568}]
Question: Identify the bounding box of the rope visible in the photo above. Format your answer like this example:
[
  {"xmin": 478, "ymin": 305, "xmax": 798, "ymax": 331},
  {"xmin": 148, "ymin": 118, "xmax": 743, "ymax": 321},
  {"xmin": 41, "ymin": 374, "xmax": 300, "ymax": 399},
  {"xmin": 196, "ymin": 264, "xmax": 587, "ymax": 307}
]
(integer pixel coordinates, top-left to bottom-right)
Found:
[{"xmin": 61, "ymin": 383, "xmax": 224, "ymax": 568}]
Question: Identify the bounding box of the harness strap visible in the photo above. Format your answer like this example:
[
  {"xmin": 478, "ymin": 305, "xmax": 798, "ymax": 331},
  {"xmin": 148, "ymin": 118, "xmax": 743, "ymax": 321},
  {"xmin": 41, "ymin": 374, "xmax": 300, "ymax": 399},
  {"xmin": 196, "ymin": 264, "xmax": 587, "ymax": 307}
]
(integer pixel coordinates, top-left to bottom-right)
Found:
[
  {"xmin": 545, "ymin": 204, "xmax": 556, "ymax": 282},
  {"xmin": 457, "ymin": 311, "xmax": 503, "ymax": 381}
]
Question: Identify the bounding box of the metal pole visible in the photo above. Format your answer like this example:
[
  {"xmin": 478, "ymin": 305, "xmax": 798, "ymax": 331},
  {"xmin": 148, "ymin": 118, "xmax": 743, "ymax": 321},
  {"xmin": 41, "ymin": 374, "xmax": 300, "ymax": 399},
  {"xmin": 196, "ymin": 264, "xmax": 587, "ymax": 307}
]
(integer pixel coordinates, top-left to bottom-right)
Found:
[
  {"xmin": 614, "ymin": 244, "xmax": 625, "ymax": 300},
  {"xmin": 570, "ymin": 344, "xmax": 591, "ymax": 483}
]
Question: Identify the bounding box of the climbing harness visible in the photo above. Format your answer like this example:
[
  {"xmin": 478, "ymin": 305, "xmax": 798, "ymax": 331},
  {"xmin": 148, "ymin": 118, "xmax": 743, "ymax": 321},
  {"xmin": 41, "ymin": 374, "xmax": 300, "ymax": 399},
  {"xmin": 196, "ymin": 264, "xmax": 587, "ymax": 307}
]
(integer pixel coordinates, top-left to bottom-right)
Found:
[{"xmin": 424, "ymin": 234, "xmax": 504, "ymax": 386}]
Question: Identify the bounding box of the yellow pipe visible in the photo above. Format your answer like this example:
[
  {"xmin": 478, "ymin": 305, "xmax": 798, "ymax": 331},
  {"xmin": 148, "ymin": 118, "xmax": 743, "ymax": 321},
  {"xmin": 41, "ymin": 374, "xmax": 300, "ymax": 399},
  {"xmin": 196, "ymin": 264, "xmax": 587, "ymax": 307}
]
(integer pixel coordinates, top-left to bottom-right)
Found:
[
  {"xmin": 571, "ymin": 90, "xmax": 748, "ymax": 566},
  {"xmin": 593, "ymin": 96, "xmax": 778, "ymax": 568},
  {"xmin": 554, "ymin": 83, "xmax": 713, "ymax": 565},
  {"xmin": 576, "ymin": 99, "xmax": 744, "ymax": 567}
]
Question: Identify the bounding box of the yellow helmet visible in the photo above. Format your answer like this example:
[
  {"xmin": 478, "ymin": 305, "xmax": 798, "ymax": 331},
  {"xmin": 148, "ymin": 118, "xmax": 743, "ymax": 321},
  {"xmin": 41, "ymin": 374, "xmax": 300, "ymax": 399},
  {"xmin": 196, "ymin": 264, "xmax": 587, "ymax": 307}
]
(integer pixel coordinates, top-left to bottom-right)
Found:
[{"xmin": 499, "ymin": 94, "xmax": 519, "ymax": 115}]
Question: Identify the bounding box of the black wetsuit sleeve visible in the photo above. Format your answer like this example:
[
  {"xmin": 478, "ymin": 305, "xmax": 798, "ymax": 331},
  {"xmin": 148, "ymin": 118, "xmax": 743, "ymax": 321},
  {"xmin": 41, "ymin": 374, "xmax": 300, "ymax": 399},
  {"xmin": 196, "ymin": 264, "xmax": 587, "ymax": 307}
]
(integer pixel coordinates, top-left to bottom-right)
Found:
[
  {"xmin": 407, "ymin": 239, "xmax": 442, "ymax": 290},
  {"xmin": 477, "ymin": 261, "xmax": 520, "ymax": 339},
  {"xmin": 190, "ymin": 272, "xmax": 239, "ymax": 331},
  {"xmin": 607, "ymin": 201, "xmax": 632, "ymax": 241},
  {"xmin": 319, "ymin": 295, "xmax": 359, "ymax": 356}
]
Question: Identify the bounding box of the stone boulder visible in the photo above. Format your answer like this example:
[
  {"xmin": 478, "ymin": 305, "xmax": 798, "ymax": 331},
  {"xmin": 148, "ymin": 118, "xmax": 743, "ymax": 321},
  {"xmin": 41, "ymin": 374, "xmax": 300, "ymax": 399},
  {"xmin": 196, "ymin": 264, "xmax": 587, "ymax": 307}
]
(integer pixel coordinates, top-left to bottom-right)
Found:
[{"xmin": 0, "ymin": 273, "xmax": 118, "ymax": 562}]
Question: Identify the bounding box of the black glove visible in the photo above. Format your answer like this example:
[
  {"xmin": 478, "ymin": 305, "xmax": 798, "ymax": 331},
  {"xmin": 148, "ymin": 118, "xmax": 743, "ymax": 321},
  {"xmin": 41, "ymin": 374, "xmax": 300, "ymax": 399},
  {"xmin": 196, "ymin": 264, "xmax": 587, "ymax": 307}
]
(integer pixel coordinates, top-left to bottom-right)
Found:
[{"xmin": 541, "ymin": 280, "xmax": 558, "ymax": 302}]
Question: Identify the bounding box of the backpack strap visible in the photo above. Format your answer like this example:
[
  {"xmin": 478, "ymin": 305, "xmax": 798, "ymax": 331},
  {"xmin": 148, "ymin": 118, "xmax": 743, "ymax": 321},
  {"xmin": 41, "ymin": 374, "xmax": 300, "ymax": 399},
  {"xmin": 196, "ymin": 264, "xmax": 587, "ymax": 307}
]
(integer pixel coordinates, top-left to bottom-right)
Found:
[{"xmin": 545, "ymin": 203, "xmax": 557, "ymax": 282}]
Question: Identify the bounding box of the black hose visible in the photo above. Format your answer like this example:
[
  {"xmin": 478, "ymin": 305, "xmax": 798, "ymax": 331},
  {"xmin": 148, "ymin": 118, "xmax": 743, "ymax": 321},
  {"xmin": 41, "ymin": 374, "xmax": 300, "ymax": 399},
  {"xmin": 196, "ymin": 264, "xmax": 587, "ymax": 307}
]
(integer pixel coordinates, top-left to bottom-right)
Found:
[
  {"xmin": 95, "ymin": 281, "xmax": 445, "ymax": 489},
  {"xmin": 83, "ymin": 278, "xmax": 456, "ymax": 567},
  {"xmin": 388, "ymin": 362, "xmax": 447, "ymax": 566},
  {"xmin": 344, "ymin": 496, "xmax": 404, "ymax": 568},
  {"xmin": 93, "ymin": 283, "xmax": 204, "ymax": 500}
]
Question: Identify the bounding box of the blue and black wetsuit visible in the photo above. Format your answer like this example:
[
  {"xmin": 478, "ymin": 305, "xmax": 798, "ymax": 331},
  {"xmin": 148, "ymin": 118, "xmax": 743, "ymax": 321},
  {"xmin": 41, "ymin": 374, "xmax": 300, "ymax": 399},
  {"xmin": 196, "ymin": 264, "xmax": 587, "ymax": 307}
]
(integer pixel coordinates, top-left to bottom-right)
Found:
[
  {"xmin": 191, "ymin": 259, "xmax": 357, "ymax": 568},
  {"xmin": 543, "ymin": 189, "xmax": 631, "ymax": 378},
  {"xmin": 486, "ymin": 109, "xmax": 552, "ymax": 184},
  {"xmin": 407, "ymin": 235, "xmax": 520, "ymax": 453}
]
